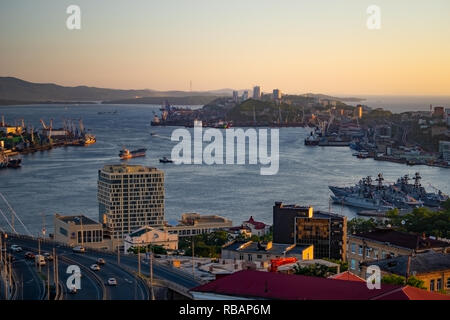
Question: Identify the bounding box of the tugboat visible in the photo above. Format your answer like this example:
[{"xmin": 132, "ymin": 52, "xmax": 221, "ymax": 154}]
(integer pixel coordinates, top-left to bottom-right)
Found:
[
  {"xmin": 159, "ymin": 156, "xmax": 173, "ymax": 163},
  {"xmin": 0, "ymin": 151, "xmax": 22, "ymax": 169},
  {"xmin": 119, "ymin": 148, "xmax": 147, "ymax": 160}
]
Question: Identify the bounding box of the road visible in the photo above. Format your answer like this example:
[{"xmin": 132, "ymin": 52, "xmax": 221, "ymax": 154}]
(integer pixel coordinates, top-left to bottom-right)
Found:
[{"xmin": 5, "ymin": 236, "xmax": 151, "ymax": 300}]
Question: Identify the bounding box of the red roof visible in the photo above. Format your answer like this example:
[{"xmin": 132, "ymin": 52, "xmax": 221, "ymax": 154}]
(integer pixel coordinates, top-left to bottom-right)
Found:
[
  {"xmin": 244, "ymin": 216, "xmax": 267, "ymax": 230},
  {"xmin": 192, "ymin": 270, "xmax": 450, "ymax": 300},
  {"xmin": 328, "ymin": 271, "xmax": 365, "ymax": 282}
]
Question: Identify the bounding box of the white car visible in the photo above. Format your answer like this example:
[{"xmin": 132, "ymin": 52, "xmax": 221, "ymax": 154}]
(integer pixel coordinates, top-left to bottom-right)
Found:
[
  {"xmin": 73, "ymin": 246, "xmax": 86, "ymax": 253},
  {"xmin": 90, "ymin": 264, "xmax": 100, "ymax": 271},
  {"xmin": 107, "ymin": 278, "xmax": 117, "ymax": 286},
  {"xmin": 10, "ymin": 245, "xmax": 22, "ymax": 252}
]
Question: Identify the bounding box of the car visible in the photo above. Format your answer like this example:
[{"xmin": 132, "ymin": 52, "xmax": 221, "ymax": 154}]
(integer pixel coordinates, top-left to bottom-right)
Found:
[
  {"xmin": 90, "ymin": 264, "xmax": 100, "ymax": 271},
  {"xmin": 35, "ymin": 255, "xmax": 46, "ymax": 266},
  {"xmin": 43, "ymin": 252, "xmax": 54, "ymax": 261},
  {"xmin": 107, "ymin": 278, "xmax": 117, "ymax": 286},
  {"xmin": 10, "ymin": 245, "xmax": 22, "ymax": 253},
  {"xmin": 25, "ymin": 252, "xmax": 35, "ymax": 260},
  {"xmin": 72, "ymin": 246, "xmax": 86, "ymax": 253},
  {"xmin": 97, "ymin": 258, "xmax": 106, "ymax": 265}
]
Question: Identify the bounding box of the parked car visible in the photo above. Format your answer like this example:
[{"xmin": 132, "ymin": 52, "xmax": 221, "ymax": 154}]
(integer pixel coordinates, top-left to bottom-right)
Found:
[
  {"xmin": 107, "ymin": 278, "xmax": 117, "ymax": 286},
  {"xmin": 90, "ymin": 264, "xmax": 100, "ymax": 271},
  {"xmin": 25, "ymin": 252, "xmax": 35, "ymax": 260},
  {"xmin": 10, "ymin": 245, "xmax": 22, "ymax": 253},
  {"xmin": 72, "ymin": 246, "xmax": 86, "ymax": 253},
  {"xmin": 97, "ymin": 258, "xmax": 106, "ymax": 265}
]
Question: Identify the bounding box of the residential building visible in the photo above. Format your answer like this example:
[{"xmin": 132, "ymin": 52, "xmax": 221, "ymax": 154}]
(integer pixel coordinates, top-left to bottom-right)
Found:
[
  {"xmin": 273, "ymin": 202, "xmax": 347, "ymax": 261},
  {"xmin": 53, "ymin": 214, "xmax": 107, "ymax": 249},
  {"xmin": 347, "ymin": 229, "xmax": 450, "ymax": 277},
  {"xmin": 273, "ymin": 89, "xmax": 282, "ymax": 101},
  {"xmin": 167, "ymin": 212, "xmax": 232, "ymax": 237},
  {"xmin": 123, "ymin": 226, "xmax": 178, "ymax": 253},
  {"xmin": 190, "ymin": 270, "xmax": 450, "ymax": 300},
  {"xmin": 242, "ymin": 91, "xmax": 249, "ymax": 101},
  {"xmin": 232, "ymin": 90, "xmax": 239, "ymax": 103},
  {"xmin": 253, "ymin": 86, "xmax": 261, "ymax": 100},
  {"xmin": 434, "ymin": 106, "xmax": 445, "ymax": 118},
  {"xmin": 97, "ymin": 165, "xmax": 165, "ymax": 244},
  {"xmin": 361, "ymin": 250, "xmax": 450, "ymax": 294},
  {"xmin": 242, "ymin": 216, "xmax": 271, "ymax": 237},
  {"xmin": 439, "ymin": 141, "xmax": 450, "ymax": 161},
  {"xmin": 221, "ymin": 240, "xmax": 314, "ymax": 263}
]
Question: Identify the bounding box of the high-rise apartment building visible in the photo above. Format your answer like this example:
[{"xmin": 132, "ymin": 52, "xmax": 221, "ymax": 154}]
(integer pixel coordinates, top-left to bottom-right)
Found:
[
  {"xmin": 253, "ymin": 86, "xmax": 261, "ymax": 100},
  {"xmin": 98, "ymin": 164, "xmax": 165, "ymax": 240},
  {"xmin": 273, "ymin": 202, "xmax": 347, "ymax": 261},
  {"xmin": 273, "ymin": 89, "xmax": 282, "ymax": 101}
]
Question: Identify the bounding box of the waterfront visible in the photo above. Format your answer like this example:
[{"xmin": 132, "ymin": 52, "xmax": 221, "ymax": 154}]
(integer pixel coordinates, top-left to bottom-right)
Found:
[{"xmin": 0, "ymin": 104, "xmax": 449, "ymax": 235}]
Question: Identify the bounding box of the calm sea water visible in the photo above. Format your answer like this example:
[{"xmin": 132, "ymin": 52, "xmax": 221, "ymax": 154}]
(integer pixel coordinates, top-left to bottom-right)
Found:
[{"xmin": 0, "ymin": 104, "xmax": 449, "ymax": 235}]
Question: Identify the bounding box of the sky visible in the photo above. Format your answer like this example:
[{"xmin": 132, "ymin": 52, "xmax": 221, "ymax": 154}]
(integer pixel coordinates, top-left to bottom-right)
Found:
[{"xmin": 1, "ymin": 0, "xmax": 450, "ymax": 96}]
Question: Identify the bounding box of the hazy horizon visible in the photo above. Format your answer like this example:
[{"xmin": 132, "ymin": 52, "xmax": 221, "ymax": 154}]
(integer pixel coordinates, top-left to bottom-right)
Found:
[{"xmin": 1, "ymin": 0, "xmax": 450, "ymax": 95}]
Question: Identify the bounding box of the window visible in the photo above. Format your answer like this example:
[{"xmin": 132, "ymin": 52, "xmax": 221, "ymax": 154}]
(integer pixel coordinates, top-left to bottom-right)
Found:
[
  {"xmin": 437, "ymin": 279, "xmax": 442, "ymax": 291},
  {"xmin": 366, "ymin": 247, "xmax": 372, "ymax": 258},
  {"xmin": 351, "ymin": 243, "xmax": 356, "ymax": 254},
  {"xmin": 248, "ymin": 254, "xmax": 253, "ymax": 261},
  {"xmin": 447, "ymin": 278, "xmax": 450, "ymax": 289},
  {"xmin": 381, "ymin": 251, "xmax": 386, "ymax": 259},
  {"xmin": 59, "ymin": 227, "xmax": 68, "ymax": 237},
  {"xmin": 239, "ymin": 254, "xmax": 243, "ymax": 260},
  {"xmin": 358, "ymin": 245, "xmax": 363, "ymax": 256},
  {"xmin": 350, "ymin": 259, "xmax": 356, "ymax": 270},
  {"xmin": 257, "ymin": 255, "xmax": 262, "ymax": 259},
  {"xmin": 374, "ymin": 249, "xmax": 379, "ymax": 259},
  {"xmin": 430, "ymin": 280, "xmax": 435, "ymax": 291}
]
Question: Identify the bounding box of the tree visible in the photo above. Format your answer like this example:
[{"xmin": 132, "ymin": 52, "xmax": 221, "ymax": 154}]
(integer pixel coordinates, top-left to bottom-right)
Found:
[
  {"xmin": 348, "ymin": 218, "xmax": 380, "ymax": 234},
  {"xmin": 293, "ymin": 263, "xmax": 338, "ymax": 278},
  {"xmin": 382, "ymin": 274, "xmax": 425, "ymax": 289}
]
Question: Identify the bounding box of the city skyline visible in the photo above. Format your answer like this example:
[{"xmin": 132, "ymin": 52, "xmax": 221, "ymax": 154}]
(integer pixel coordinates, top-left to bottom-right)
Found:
[{"xmin": 1, "ymin": 0, "xmax": 450, "ymax": 95}]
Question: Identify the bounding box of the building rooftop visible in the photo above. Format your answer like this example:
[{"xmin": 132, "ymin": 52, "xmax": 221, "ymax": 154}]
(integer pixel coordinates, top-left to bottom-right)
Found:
[
  {"xmin": 243, "ymin": 216, "xmax": 267, "ymax": 230},
  {"xmin": 364, "ymin": 250, "xmax": 450, "ymax": 276},
  {"xmin": 328, "ymin": 271, "xmax": 365, "ymax": 282},
  {"xmin": 223, "ymin": 241, "xmax": 311, "ymax": 256},
  {"xmin": 101, "ymin": 164, "xmax": 162, "ymax": 174},
  {"xmin": 351, "ymin": 229, "xmax": 449, "ymax": 251},
  {"xmin": 191, "ymin": 270, "xmax": 450, "ymax": 300},
  {"xmin": 55, "ymin": 214, "xmax": 100, "ymax": 226}
]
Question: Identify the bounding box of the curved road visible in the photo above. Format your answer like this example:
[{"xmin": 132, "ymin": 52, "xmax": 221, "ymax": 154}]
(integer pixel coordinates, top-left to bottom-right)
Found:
[{"xmin": 6, "ymin": 236, "xmax": 150, "ymax": 300}]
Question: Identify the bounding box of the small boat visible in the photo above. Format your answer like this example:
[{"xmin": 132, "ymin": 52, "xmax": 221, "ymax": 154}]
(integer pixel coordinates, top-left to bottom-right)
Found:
[
  {"xmin": 159, "ymin": 156, "xmax": 173, "ymax": 163},
  {"xmin": 119, "ymin": 148, "xmax": 147, "ymax": 160}
]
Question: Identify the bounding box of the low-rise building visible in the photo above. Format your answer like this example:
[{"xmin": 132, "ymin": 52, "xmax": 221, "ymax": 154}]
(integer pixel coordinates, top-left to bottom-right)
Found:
[
  {"xmin": 361, "ymin": 250, "xmax": 450, "ymax": 294},
  {"xmin": 348, "ymin": 229, "xmax": 450, "ymax": 277},
  {"xmin": 221, "ymin": 240, "xmax": 314, "ymax": 263},
  {"xmin": 53, "ymin": 214, "xmax": 107, "ymax": 249},
  {"xmin": 123, "ymin": 226, "xmax": 178, "ymax": 253},
  {"xmin": 242, "ymin": 216, "xmax": 271, "ymax": 237},
  {"xmin": 273, "ymin": 202, "xmax": 347, "ymax": 261},
  {"xmin": 167, "ymin": 213, "xmax": 232, "ymax": 238},
  {"xmin": 190, "ymin": 270, "xmax": 450, "ymax": 300}
]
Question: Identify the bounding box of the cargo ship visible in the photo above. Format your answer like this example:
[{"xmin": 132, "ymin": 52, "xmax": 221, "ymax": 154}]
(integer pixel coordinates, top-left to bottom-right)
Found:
[{"xmin": 119, "ymin": 148, "xmax": 147, "ymax": 160}]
